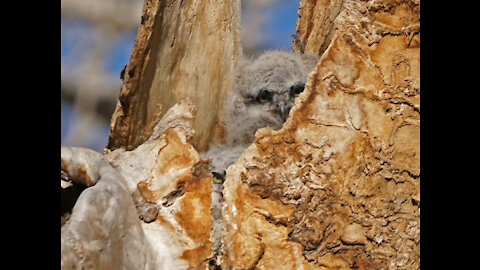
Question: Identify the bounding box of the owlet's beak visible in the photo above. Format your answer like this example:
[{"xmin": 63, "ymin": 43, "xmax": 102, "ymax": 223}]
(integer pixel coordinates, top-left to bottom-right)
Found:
[{"xmin": 274, "ymin": 102, "xmax": 291, "ymax": 122}]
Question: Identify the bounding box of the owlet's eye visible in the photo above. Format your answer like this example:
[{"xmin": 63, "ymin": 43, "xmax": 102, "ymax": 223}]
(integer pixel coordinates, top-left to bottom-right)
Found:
[
  {"xmin": 290, "ymin": 84, "xmax": 305, "ymax": 97},
  {"xmin": 256, "ymin": 89, "xmax": 272, "ymax": 103}
]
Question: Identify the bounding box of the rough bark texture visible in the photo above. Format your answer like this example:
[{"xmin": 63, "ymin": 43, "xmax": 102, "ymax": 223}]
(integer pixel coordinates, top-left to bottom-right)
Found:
[
  {"xmin": 61, "ymin": 0, "xmax": 420, "ymax": 269},
  {"xmin": 107, "ymin": 0, "xmax": 242, "ymax": 152},
  {"xmin": 293, "ymin": 0, "xmax": 344, "ymax": 56},
  {"xmin": 222, "ymin": 0, "xmax": 420, "ymax": 269}
]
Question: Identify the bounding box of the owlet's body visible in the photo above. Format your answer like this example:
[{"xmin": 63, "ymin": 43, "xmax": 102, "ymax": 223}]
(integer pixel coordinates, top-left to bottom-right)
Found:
[
  {"xmin": 204, "ymin": 50, "xmax": 318, "ymax": 266},
  {"xmin": 204, "ymin": 50, "xmax": 318, "ymax": 175}
]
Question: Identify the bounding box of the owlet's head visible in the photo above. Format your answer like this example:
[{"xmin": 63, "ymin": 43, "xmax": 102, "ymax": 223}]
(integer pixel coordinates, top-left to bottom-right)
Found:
[{"xmin": 235, "ymin": 50, "xmax": 318, "ymax": 124}]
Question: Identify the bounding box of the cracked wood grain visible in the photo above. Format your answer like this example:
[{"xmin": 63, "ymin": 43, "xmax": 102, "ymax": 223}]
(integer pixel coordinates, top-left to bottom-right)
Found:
[
  {"xmin": 221, "ymin": 0, "xmax": 419, "ymax": 269},
  {"xmin": 107, "ymin": 0, "xmax": 242, "ymax": 153}
]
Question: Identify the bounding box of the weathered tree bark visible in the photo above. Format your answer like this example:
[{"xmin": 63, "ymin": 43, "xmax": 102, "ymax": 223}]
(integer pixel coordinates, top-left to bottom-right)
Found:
[
  {"xmin": 61, "ymin": 0, "xmax": 419, "ymax": 269},
  {"xmin": 222, "ymin": 0, "xmax": 420, "ymax": 268},
  {"xmin": 106, "ymin": 0, "xmax": 242, "ymax": 153}
]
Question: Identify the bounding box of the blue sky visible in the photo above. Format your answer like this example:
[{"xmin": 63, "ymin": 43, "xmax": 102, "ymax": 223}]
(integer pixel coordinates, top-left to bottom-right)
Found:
[
  {"xmin": 262, "ymin": 1, "xmax": 299, "ymax": 50},
  {"xmin": 105, "ymin": 32, "xmax": 137, "ymax": 75}
]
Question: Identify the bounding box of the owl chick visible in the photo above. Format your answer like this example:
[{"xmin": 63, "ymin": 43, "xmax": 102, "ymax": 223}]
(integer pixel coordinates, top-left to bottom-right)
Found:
[
  {"xmin": 204, "ymin": 50, "xmax": 318, "ymax": 175},
  {"xmin": 203, "ymin": 50, "xmax": 318, "ymax": 268}
]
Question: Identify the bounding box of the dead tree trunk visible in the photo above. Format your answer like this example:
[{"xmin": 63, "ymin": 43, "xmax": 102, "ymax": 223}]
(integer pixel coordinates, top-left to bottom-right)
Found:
[
  {"xmin": 222, "ymin": 0, "xmax": 420, "ymax": 268},
  {"xmin": 106, "ymin": 0, "xmax": 242, "ymax": 153},
  {"xmin": 61, "ymin": 0, "xmax": 420, "ymax": 269}
]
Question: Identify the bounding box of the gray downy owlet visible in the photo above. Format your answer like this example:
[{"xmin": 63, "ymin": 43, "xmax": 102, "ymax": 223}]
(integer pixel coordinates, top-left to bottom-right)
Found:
[
  {"xmin": 203, "ymin": 50, "xmax": 318, "ymax": 267},
  {"xmin": 203, "ymin": 50, "xmax": 318, "ymax": 179}
]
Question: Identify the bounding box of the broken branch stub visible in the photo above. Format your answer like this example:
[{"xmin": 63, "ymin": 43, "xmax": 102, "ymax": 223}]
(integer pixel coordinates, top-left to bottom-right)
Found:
[
  {"xmin": 61, "ymin": 146, "xmax": 155, "ymax": 269},
  {"xmin": 62, "ymin": 100, "xmax": 218, "ymax": 269}
]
